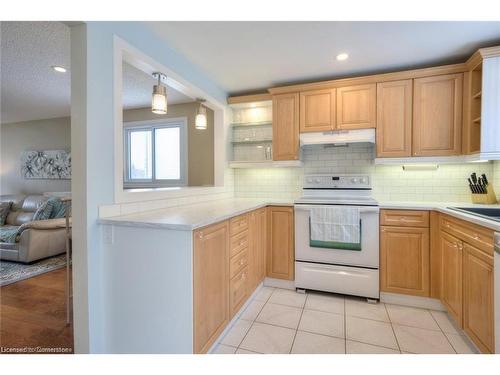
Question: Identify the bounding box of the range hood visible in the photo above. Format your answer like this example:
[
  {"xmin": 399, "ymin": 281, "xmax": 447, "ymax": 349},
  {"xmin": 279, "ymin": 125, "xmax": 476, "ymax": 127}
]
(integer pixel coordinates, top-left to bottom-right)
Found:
[{"xmin": 300, "ymin": 129, "xmax": 375, "ymax": 147}]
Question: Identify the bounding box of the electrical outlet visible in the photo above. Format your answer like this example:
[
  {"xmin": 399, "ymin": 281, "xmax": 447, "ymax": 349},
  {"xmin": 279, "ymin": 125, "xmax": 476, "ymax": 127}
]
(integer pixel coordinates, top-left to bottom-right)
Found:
[{"xmin": 102, "ymin": 225, "xmax": 114, "ymax": 245}]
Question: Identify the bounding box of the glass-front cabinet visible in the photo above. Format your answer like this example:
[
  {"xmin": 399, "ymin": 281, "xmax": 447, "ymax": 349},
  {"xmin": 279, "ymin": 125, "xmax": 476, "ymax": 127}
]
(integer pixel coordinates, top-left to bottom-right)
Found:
[{"xmin": 230, "ymin": 101, "xmax": 273, "ymax": 163}]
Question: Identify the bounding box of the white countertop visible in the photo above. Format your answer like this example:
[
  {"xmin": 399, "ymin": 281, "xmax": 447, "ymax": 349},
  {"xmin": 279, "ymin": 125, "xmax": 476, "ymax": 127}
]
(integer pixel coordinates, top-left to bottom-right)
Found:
[
  {"xmin": 98, "ymin": 198, "xmax": 294, "ymax": 231},
  {"xmin": 98, "ymin": 198, "xmax": 500, "ymax": 232}
]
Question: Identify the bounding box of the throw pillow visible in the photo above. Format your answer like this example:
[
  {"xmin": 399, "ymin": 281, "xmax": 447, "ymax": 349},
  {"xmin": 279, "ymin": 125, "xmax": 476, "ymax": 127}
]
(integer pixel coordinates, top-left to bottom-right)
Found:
[
  {"xmin": 0, "ymin": 201, "xmax": 12, "ymax": 226},
  {"xmin": 49, "ymin": 198, "xmax": 68, "ymax": 219},
  {"xmin": 32, "ymin": 198, "xmax": 55, "ymax": 221}
]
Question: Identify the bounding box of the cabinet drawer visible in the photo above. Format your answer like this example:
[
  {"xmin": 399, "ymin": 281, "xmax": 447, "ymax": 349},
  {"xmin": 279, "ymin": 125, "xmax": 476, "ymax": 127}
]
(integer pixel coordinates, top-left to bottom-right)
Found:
[
  {"xmin": 230, "ymin": 230, "xmax": 248, "ymax": 258},
  {"xmin": 230, "ymin": 248, "xmax": 248, "ymax": 279},
  {"xmin": 440, "ymin": 215, "xmax": 493, "ymax": 256},
  {"xmin": 230, "ymin": 266, "xmax": 248, "ymax": 317},
  {"xmin": 380, "ymin": 209, "xmax": 429, "ymax": 228},
  {"xmin": 230, "ymin": 214, "xmax": 249, "ymax": 236}
]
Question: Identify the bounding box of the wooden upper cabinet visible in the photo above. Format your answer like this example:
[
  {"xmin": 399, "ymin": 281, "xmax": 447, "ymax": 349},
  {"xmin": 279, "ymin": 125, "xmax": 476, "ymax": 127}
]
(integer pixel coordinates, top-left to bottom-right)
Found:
[
  {"xmin": 266, "ymin": 206, "xmax": 294, "ymax": 280},
  {"xmin": 440, "ymin": 231, "xmax": 463, "ymax": 327},
  {"xmin": 380, "ymin": 226, "xmax": 430, "ymax": 297},
  {"xmin": 463, "ymin": 243, "xmax": 494, "ymax": 353},
  {"xmin": 193, "ymin": 221, "xmax": 229, "ymax": 354},
  {"xmin": 336, "ymin": 84, "xmax": 376, "ymax": 129},
  {"xmin": 376, "ymin": 80, "xmax": 413, "ymax": 157},
  {"xmin": 272, "ymin": 93, "xmax": 300, "ymax": 161},
  {"xmin": 299, "ymin": 88, "xmax": 336, "ymax": 132},
  {"xmin": 413, "ymin": 73, "xmax": 463, "ymax": 156}
]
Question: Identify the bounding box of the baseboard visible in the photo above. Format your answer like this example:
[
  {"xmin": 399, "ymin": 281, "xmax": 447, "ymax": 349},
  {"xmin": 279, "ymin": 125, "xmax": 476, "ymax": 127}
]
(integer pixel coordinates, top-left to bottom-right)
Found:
[
  {"xmin": 207, "ymin": 282, "xmax": 264, "ymax": 354},
  {"xmin": 380, "ymin": 292, "xmax": 446, "ymax": 311},
  {"xmin": 263, "ymin": 277, "xmax": 295, "ymax": 290}
]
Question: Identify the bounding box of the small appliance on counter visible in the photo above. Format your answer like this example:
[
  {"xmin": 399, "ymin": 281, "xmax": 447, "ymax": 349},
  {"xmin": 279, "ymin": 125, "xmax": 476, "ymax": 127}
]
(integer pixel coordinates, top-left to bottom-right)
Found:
[{"xmin": 467, "ymin": 172, "xmax": 497, "ymax": 204}]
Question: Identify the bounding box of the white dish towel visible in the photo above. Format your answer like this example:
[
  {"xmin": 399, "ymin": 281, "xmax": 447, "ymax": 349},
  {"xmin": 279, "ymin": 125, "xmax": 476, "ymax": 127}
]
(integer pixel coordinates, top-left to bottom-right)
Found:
[{"xmin": 310, "ymin": 206, "xmax": 360, "ymax": 243}]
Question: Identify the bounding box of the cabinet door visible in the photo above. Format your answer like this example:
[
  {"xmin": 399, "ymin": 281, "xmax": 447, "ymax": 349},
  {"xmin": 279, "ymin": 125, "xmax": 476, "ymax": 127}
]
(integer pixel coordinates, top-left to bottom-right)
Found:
[
  {"xmin": 440, "ymin": 231, "xmax": 463, "ymax": 326},
  {"xmin": 413, "ymin": 73, "xmax": 463, "ymax": 156},
  {"xmin": 248, "ymin": 208, "xmax": 267, "ymax": 294},
  {"xmin": 256, "ymin": 208, "xmax": 267, "ymax": 284},
  {"xmin": 376, "ymin": 80, "xmax": 412, "ymax": 157},
  {"xmin": 266, "ymin": 206, "xmax": 294, "ymax": 280},
  {"xmin": 380, "ymin": 226, "xmax": 430, "ymax": 297},
  {"xmin": 272, "ymin": 93, "xmax": 300, "ymax": 161},
  {"xmin": 299, "ymin": 88, "xmax": 336, "ymax": 133},
  {"xmin": 336, "ymin": 84, "xmax": 376, "ymax": 129},
  {"xmin": 463, "ymin": 243, "xmax": 494, "ymax": 353},
  {"xmin": 193, "ymin": 221, "xmax": 229, "ymax": 354},
  {"xmin": 248, "ymin": 210, "xmax": 258, "ymax": 293}
]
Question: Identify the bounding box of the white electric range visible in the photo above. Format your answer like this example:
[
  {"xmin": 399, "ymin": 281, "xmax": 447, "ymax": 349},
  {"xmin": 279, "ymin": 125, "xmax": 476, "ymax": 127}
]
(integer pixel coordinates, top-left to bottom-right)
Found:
[{"xmin": 294, "ymin": 174, "xmax": 380, "ymax": 299}]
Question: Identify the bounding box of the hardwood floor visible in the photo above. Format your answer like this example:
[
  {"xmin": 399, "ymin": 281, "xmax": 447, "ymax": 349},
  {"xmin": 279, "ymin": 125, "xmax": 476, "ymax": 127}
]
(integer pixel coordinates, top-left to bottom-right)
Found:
[{"xmin": 0, "ymin": 267, "xmax": 73, "ymax": 354}]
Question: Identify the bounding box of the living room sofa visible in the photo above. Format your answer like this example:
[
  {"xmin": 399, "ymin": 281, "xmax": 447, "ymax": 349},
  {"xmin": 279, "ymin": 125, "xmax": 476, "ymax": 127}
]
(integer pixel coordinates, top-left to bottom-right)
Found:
[{"xmin": 0, "ymin": 194, "xmax": 69, "ymax": 263}]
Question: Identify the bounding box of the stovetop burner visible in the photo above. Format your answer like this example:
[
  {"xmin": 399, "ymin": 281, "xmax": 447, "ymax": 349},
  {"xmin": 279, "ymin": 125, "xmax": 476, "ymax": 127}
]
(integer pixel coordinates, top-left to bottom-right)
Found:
[{"xmin": 295, "ymin": 174, "xmax": 378, "ymax": 206}]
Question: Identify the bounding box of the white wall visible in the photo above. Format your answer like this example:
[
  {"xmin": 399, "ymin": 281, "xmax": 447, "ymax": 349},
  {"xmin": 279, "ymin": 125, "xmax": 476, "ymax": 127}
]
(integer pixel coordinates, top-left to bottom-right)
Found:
[
  {"xmin": 0, "ymin": 117, "xmax": 71, "ymax": 195},
  {"xmin": 70, "ymin": 22, "xmax": 229, "ymax": 353},
  {"xmin": 234, "ymin": 144, "xmax": 496, "ymax": 203}
]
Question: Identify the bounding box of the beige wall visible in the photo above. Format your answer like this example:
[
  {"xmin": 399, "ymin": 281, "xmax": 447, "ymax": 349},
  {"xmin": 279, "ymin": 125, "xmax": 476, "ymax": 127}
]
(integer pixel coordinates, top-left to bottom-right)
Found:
[
  {"xmin": 123, "ymin": 103, "xmax": 214, "ymax": 186},
  {"xmin": 0, "ymin": 117, "xmax": 71, "ymax": 195}
]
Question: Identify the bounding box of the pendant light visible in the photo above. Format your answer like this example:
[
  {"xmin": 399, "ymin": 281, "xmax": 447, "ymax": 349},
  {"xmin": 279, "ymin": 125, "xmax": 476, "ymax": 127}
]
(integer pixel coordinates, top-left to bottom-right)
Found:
[
  {"xmin": 195, "ymin": 99, "xmax": 207, "ymax": 130},
  {"xmin": 151, "ymin": 72, "xmax": 168, "ymax": 114}
]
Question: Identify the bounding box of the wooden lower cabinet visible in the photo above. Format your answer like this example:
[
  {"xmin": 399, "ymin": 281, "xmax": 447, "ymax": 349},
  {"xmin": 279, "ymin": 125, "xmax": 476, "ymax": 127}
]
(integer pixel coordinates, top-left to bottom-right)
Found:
[
  {"xmin": 193, "ymin": 221, "xmax": 230, "ymax": 354},
  {"xmin": 438, "ymin": 213, "xmax": 496, "ymax": 353},
  {"xmin": 267, "ymin": 206, "xmax": 295, "ymax": 280},
  {"xmin": 248, "ymin": 208, "xmax": 267, "ymax": 292},
  {"xmin": 380, "ymin": 225, "xmax": 430, "ymax": 296},
  {"xmin": 463, "ymin": 243, "xmax": 495, "ymax": 353},
  {"xmin": 230, "ymin": 266, "xmax": 249, "ymax": 317},
  {"xmin": 193, "ymin": 206, "xmax": 292, "ymax": 353},
  {"xmin": 440, "ymin": 231, "xmax": 463, "ymax": 326}
]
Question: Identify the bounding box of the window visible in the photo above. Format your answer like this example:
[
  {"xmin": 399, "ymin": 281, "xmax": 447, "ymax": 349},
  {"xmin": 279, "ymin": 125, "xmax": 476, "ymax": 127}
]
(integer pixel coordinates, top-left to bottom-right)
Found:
[{"xmin": 124, "ymin": 118, "xmax": 187, "ymax": 187}]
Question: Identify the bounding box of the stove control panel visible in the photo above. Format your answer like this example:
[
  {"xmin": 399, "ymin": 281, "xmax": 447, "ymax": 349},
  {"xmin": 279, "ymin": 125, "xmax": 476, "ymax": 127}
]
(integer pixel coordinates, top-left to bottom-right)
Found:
[{"xmin": 303, "ymin": 174, "xmax": 371, "ymax": 189}]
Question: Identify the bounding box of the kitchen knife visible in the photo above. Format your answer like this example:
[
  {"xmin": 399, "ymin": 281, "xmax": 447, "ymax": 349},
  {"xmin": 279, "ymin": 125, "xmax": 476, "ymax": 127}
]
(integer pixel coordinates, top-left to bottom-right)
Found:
[
  {"xmin": 471, "ymin": 173, "xmax": 478, "ymax": 185},
  {"xmin": 468, "ymin": 178, "xmax": 476, "ymax": 193},
  {"xmin": 470, "ymin": 173, "xmax": 479, "ymax": 194},
  {"xmin": 478, "ymin": 177, "xmax": 485, "ymax": 193},
  {"xmin": 481, "ymin": 173, "xmax": 489, "ymax": 186}
]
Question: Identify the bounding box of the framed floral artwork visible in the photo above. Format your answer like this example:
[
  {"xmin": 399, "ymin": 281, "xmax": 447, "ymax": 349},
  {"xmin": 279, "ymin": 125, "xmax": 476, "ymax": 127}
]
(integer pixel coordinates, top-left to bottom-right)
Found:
[{"xmin": 21, "ymin": 150, "xmax": 71, "ymax": 180}]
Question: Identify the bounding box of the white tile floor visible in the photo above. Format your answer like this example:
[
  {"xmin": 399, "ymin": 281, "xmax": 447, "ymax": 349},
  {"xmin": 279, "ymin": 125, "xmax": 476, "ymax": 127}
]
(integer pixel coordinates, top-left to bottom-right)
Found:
[{"xmin": 212, "ymin": 287, "xmax": 479, "ymax": 354}]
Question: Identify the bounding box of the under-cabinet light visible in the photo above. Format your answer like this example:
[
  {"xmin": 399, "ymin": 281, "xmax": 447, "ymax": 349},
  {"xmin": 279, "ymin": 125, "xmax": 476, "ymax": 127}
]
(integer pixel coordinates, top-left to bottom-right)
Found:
[{"xmin": 402, "ymin": 164, "xmax": 439, "ymax": 171}]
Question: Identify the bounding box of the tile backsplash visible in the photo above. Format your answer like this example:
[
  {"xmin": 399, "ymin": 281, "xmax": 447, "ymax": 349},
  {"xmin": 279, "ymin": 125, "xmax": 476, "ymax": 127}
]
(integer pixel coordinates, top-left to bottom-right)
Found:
[
  {"xmin": 234, "ymin": 144, "xmax": 497, "ymax": 203},
  {"xmin": 494, "ymin": 161, "xmax": 500, "ymax": 200}
]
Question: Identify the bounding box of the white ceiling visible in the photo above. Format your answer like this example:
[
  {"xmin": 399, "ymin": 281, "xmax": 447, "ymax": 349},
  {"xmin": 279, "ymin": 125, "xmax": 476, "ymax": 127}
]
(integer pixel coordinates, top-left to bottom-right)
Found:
[
  {"xmin": 1, "ymin": 21, "xmax": 71, "ymax": 124},
  {"xmin": 122, "ymin": 62, "xmax": 193, "ymax": 110},
  {"xmin": 2, "ymin": 21, "xmax": 500, "ymax": 123},
  {"xmin": 0, "ymin": 22, "xmax": 194, "ymax": 124},
  {"xmin": 147, "ymin": 21, "xmax": 500, "ymax": 95}
]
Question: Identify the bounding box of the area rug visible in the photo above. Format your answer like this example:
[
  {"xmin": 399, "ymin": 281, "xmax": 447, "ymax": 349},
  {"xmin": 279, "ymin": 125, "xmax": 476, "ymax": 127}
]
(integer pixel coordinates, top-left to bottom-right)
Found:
[{"xmin": 0, "ymin": 254, "xmax": 67, "ymax": 287}]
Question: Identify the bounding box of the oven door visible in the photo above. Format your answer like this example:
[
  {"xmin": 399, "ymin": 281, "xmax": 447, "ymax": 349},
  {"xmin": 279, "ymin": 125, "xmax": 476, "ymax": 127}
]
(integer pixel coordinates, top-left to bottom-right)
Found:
[{"xmin": 294, "ymin": 204, "xmax": 379, "ymax": 268}]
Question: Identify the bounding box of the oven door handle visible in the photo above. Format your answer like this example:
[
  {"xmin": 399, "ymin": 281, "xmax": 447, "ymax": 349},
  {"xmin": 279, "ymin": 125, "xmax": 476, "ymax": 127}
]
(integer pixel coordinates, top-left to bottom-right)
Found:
[{"xmin": 294, "ymin": 205, "xmax": 379, "ymax": 214}]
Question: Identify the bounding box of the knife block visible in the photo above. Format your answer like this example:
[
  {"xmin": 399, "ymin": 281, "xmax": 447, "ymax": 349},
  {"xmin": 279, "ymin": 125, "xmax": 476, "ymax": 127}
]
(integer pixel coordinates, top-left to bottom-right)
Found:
[{"xmin": 471, "ymin": 185, "xmax": 498, "ymax": 204}]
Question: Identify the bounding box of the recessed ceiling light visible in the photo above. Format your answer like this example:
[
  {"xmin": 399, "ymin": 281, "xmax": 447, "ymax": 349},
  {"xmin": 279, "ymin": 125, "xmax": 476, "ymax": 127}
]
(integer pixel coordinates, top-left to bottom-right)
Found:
[
  {"xmin": 52, "ymin": 66, "xmax": 67, "ymax": 73},
  {"xmin": 336, "ymin": 53, "xmax": 349, "ymax": 61}
]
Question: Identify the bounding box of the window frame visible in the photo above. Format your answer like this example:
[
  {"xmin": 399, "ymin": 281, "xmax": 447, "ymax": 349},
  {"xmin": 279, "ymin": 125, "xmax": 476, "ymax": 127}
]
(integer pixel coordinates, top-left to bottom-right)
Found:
[{"xmin": 123, "ymin": 117, "xmax": 188, "ymax": 188}]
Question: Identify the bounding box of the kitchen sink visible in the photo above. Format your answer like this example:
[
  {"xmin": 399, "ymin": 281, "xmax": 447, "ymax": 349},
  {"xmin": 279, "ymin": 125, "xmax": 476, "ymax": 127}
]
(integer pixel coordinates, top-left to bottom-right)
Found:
[{"xmin": 448, "ymin": 207, "xmax": 500, "ymax": 222}]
